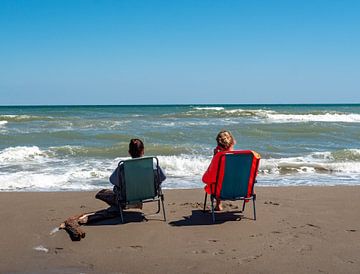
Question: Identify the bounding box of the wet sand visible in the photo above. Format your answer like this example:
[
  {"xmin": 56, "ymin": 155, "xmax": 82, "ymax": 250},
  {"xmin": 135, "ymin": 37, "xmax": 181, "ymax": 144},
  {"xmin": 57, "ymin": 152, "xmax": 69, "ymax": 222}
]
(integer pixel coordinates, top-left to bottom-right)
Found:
[{"xmin": 0, "ymin": 187, "xmax": 359, "ymax": 273}]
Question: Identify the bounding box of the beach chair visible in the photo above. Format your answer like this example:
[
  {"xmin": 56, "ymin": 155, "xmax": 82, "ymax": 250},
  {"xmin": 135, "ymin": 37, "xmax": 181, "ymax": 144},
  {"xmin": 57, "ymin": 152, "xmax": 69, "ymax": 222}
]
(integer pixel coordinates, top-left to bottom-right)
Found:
[
  {"xmin": 117, "ymin": 156, "xmax": 166, "ymax": 223},
  {"xmin": 203, "ymin": 150, "xmax": 260, "ymax": 223}
]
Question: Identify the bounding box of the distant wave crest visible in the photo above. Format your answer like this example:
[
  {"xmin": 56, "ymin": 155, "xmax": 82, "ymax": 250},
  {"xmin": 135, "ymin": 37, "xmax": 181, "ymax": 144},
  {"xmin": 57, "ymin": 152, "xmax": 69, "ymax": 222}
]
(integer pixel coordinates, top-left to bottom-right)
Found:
[
  {"xmin": 265, "ymin": 112, "xmax": 360, "ymax": 123},
  {"xmin": 183, "ymin": 107, "xmax": 360, "ymax": 123},
  {"xmin": 0, "ymin": 114, "xmax": 55, "ymax": 122}
]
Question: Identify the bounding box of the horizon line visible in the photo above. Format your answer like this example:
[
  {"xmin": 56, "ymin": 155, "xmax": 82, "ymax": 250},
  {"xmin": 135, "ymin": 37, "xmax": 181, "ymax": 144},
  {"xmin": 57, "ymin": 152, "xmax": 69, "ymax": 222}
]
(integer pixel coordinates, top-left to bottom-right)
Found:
[{"xmin": 0, "ymin": 103, "xmax": 360, "ymax": 107}]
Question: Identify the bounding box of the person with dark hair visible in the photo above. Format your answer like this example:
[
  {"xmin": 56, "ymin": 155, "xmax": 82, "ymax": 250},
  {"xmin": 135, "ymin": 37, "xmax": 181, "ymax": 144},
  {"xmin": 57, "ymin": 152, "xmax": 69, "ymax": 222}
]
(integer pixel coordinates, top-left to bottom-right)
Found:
[
  {"xmin": 128, "ymin": 138, "xmax": 145, "ymax": 158},
  {"xmin": 61, "ymin": 139, "xmax": 166, "ymax": 239},
  {"xmin": 109, "ymin": 138, "xmax": 166, "ymax": 208}
]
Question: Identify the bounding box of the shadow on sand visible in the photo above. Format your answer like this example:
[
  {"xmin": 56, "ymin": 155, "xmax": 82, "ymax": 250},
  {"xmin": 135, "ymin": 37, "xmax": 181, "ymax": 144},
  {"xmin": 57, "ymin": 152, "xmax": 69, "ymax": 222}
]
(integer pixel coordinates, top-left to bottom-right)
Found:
[{"xmin": 169, "ymin": 209, "xmax": 245, "ymax": 226}]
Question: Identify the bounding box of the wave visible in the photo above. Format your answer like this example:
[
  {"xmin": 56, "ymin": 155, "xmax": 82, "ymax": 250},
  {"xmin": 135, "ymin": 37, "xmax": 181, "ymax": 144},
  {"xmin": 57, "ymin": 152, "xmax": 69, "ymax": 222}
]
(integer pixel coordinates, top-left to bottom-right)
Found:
[
  {"xmin": 0, "ymin": 146, "xmax": 49, "ymax": 162},
  {"xmin": 193, "ymin": 107, "xmax": 225, "ymax": 111},
  {"xmin": 265, "ymin": 112, "xmax": 360, "ymax": 123},
  {"xmin": 162, "ymin": 107, "xmax": 360, "ymax": 123},
  {"xmin": 0, "ymin": 121, "xmax": 8, "ymax": 127},
  {"xmin": 260, "ymin": 150, "xmax": 360, "ymax": 176},
  {"xmin": 0, "ymin": 114, "xmax": 55, "ymax": 122},
  {"xmin": 1, "ymin": 146, "xmax": 360, "ymax": 191}
]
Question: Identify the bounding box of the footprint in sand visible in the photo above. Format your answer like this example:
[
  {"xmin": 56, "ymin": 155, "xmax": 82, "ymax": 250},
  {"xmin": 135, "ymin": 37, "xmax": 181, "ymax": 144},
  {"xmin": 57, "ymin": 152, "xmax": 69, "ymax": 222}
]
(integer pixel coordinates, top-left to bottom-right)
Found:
[
  {"xmin": 129, "ymin": 245, "xmax": 143, "ymax": 251},
  {"xmin": 238, "ymin": 254, "xmax": 262, "ymax": 264},
  {"xmin": 180, "ymin": 202, "xmax": 203, "ymax": 209},
  {"xmin": 213, "ymin": 249, "xmax": 225, "ymax": 255},
  {"xmin": 346, "ymin": 229, "xmax": 357, "ymax": 232},
  {"xmin": 54, "ymin": 247, "xmax": 64, "ymax": 254},
  {"xmin": 298, "ymin": 244, "xmax": 313, "ymax": 255},
  {"xmin": 192, "ymin": 249, "xmax": 208, "ymax": 254},
  {"xmin": 249, "ymin": 233, "xmax": 263, "ymax": 238},
  {"xmin": 264, "ymin": 201, "xmax": 280, "ymax": 206},
  {"xmin": 225, "ymin": 203, "xmax": 239, "ymax": 209},
  {"xmin": 306, "ymin": 223, "xmax": 321, "ymax": 229}
]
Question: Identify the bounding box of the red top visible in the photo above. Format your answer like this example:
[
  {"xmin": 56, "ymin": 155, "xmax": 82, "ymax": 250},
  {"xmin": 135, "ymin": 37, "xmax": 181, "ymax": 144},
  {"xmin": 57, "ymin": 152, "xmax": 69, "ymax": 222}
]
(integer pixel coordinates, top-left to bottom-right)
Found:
[{"xmin": 202, "ymin": 150, "xmax": 260, "ymax": 198}]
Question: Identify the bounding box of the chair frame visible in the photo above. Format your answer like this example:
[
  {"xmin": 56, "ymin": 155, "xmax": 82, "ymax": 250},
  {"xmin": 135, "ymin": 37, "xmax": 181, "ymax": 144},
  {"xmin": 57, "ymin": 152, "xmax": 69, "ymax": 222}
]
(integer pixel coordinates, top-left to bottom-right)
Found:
[
  {"xmin": 203, "ymin": 152, "xmax": 260, "ymax": 223},
  {"xmin": 117, "ymin": 156, "xmax": 166, "ymax": 223}
]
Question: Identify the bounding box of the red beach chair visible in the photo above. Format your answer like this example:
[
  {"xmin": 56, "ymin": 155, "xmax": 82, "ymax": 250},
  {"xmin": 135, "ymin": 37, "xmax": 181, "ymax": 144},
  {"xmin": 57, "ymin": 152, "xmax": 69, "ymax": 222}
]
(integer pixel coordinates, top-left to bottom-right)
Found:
[{"xmin": 203, "ymin": 150, "xmax": 261, "ymax": 223}]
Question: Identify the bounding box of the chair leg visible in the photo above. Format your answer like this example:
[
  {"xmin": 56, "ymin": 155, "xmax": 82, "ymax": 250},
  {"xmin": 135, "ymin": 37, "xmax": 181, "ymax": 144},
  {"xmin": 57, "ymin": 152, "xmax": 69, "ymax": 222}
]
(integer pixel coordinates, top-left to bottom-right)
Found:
[
  {"xmin": 161, "ymin": 194, "xmax": 166, "ymax": 221},
  {"xmin": 210, "ymin": 195, "xmax": 215, "ymax": 223},
  {"xmin": 119, "ymin": 204, "xmax": 124, "ymax": 223},
  {"xmin": 242, "ymin": 200, "xmax": 246, "ymax": 212},
  {"xmin": 203, "ymin": 193, "xmax": 208, "ymax": 212},
  {"xmin": 253, "ymin": 194, "xmax": 257, "ymax": 220},
  {"xmin": 155, "ymin": 199, "xmax": 161, "ymax": 214}
]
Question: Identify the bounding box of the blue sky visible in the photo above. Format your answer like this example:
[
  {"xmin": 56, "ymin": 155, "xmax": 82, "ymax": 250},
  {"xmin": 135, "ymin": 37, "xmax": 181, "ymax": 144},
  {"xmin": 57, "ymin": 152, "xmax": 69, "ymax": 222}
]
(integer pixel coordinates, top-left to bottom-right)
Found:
[{"xmin": 0, "ymin": 0, "xmax": 359, "ymax": 105}]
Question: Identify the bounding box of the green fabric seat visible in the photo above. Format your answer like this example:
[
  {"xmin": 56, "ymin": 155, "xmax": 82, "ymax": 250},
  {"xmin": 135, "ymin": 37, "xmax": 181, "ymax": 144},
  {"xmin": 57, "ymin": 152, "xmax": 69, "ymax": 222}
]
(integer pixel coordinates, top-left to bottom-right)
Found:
[{"xmin": 118, "ymin": 156, "xmax": 166, "ymax": 223}]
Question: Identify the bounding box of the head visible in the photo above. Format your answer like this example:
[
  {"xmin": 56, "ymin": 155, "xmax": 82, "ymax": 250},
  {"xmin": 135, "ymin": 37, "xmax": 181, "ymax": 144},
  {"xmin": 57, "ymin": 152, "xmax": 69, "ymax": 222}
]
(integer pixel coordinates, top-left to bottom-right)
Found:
[
  {"xmin": 128, "ymin": 138, "xmax": 144, "ymax": 158},
  {"xmin": 216, "ymin": 130, "xmax": 236, "ymax": 151}
]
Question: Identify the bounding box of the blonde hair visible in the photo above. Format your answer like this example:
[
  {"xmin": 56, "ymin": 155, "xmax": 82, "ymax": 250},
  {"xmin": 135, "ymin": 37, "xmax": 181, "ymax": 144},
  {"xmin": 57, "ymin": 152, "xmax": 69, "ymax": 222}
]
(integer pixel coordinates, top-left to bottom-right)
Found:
[{"xmin": 216, "ymin": 130, "xmax": 235, "ymax": 150}]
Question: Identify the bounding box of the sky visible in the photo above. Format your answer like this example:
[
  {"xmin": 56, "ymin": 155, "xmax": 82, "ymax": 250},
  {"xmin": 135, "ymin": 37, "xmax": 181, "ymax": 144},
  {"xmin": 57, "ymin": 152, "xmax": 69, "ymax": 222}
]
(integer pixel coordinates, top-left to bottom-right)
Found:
[{"xmin": 0, "ymin": 0, "xmax": 359, "ymax": 105}]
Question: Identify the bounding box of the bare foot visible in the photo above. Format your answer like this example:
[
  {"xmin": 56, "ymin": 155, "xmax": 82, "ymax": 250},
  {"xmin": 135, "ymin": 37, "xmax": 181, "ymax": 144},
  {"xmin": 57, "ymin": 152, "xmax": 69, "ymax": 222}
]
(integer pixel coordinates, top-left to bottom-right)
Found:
[{"xmin": 214, "ymin": 203, "xmax": 223, "ymax": 211}]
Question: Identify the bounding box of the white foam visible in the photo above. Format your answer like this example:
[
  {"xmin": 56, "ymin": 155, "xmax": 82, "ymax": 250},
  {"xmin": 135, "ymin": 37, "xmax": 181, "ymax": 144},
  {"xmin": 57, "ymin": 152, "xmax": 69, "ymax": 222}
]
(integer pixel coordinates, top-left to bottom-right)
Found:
[
  {"xmin": 265, "ymin": 112, "xmax": 360, "ymax": 123},
  {"xmin": 0, "ymin": 146, "xmax": 48, "ymax": 162},
  {"xmin": 260, "ymin": 151, "xmax": 360, "ymax": 176},
  {"xmin": 225, "ymin": 109, "xmax": 274, "ymax": 116},
  {"xmin": 1, "ymin": 149, "xmax": 360, "ymax": 191},
  {"xmin": 0, "ymin": 114, "xmax": 43, "ymax": 121},
  {"xmin": 194, "ymin": 107, "xmax": 225, "ymax": 111},
  {"xmin": 0, "ymin": 121, "xmax": 8, "ymax": 126},
  {"xmin": 158, "ymin": 155, "xmax": 210, "ymax": 178}
]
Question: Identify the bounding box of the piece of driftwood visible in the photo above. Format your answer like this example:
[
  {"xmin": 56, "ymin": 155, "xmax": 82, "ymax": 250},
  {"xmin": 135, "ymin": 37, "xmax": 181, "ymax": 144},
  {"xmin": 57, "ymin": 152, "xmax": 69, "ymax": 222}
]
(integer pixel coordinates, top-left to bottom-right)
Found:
[{"xmin": 60, "ymin": 189, "xmax": 120, "ymax": 241}]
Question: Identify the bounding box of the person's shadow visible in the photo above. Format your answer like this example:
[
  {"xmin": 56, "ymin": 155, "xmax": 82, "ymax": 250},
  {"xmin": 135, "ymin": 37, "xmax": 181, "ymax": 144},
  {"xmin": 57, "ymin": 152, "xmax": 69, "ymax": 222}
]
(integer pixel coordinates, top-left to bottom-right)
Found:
[
  {"xmin": 85, "ymin": 209, "xmax": 146, "ymax": 226},
  {"xmin": 169, "ymin": 209, "xmax": 244, "ymax": 226}
]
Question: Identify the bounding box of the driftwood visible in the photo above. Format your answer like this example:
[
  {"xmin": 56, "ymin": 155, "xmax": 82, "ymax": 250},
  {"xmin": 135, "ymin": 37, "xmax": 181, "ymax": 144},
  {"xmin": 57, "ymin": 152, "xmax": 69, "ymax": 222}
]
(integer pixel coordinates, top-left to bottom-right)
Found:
[{"xmin": 60, "ymin": 189, "xmax": 120, "ymax": 241}]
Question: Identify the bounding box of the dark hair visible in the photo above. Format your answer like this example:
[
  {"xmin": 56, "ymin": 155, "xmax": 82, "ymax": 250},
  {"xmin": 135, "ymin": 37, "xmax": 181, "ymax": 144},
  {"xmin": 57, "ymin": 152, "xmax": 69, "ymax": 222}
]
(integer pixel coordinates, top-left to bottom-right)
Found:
[{"xmin": 128, "ymin": 138, "xmax": 144, "ymax": 158}]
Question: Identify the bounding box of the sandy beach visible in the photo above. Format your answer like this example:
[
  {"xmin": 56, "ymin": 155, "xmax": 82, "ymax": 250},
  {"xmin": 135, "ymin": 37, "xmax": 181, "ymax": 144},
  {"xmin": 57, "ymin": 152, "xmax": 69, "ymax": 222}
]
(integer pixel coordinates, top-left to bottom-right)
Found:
[{"xmin": 0, "ymin": 187, "xmax": 359, "ymax": 273}]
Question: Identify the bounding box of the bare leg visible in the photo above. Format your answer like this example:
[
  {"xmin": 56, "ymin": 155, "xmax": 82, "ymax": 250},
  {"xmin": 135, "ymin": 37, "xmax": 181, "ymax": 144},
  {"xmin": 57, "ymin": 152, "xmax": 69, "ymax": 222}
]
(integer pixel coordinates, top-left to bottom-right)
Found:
[{"xmin": 214, "ymin": 198, "xmax": 223, "ymax": 211}]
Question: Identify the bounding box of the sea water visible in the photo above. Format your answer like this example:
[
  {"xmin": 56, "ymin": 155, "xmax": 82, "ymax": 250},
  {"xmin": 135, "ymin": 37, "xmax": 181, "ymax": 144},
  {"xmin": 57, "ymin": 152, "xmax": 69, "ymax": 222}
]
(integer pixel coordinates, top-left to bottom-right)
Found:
[{"xmin": 0, "ymin": 104, "xmax": 359, "ymax": 191}]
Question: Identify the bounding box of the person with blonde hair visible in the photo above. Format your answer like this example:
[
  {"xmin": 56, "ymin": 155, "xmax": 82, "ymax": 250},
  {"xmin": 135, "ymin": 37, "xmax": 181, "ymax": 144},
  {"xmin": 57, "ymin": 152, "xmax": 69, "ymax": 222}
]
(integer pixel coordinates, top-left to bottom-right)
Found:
[{"xmin": 202, "ymin": 130, "xmax": 236, "ymax": 211}]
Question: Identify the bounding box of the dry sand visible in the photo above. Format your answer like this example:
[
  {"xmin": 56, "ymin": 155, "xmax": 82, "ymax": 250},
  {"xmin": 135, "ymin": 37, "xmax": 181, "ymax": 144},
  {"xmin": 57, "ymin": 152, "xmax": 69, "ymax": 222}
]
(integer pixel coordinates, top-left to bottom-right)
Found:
[{"xmin": 0, "ymin": 187, "xmax": 359, "ymax": 273}]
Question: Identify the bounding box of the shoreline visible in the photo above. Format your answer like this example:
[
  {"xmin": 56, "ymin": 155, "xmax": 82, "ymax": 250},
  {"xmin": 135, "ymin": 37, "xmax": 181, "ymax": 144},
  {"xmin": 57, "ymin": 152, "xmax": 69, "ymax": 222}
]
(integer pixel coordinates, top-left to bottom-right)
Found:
[{"xmin": 1, "ymin": 186, "xmax": 359, "ymax": 273}]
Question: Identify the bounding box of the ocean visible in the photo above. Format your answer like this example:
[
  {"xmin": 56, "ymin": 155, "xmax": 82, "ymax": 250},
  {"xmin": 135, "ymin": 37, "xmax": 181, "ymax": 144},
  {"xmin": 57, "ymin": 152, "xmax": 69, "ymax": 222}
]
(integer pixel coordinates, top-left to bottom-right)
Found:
[{"xmin": 0, "ymin": 104, "xmax": 359, "ymax": 191}]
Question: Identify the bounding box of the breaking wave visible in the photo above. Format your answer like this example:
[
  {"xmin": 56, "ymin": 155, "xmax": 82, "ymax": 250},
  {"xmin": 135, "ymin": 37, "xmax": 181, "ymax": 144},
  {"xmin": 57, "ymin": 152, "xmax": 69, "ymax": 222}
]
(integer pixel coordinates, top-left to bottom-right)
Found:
[
  {"xmin": 0, "ymin": 114, "xmax": 55, "ymax": 122},
  {"xmin": 0, "ymin": 146, "xmax": 360, "ymax": 191},
  {"xmin": 166, "ymin": 107, "xmax": 360, "ymax": 123},
  {"xmin": 265, "ymin": 112, "xmax": 360, "ymax": 123}
]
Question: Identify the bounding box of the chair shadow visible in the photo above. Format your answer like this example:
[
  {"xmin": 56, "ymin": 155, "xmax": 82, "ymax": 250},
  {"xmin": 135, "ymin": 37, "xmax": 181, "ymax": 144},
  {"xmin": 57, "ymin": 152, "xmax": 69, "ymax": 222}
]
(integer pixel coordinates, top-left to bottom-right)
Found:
[
  {"xmin": 85, "ymin": 208, "xmax": 146, "ymax": 226},
  {"xmin": 169, "ymin": 209, "xmax": 244, "ymax": 226}
]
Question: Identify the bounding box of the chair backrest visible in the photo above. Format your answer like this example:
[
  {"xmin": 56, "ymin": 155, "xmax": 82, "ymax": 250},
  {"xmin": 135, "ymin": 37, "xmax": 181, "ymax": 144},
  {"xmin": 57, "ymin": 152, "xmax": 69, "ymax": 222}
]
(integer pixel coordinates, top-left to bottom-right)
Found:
[
  {"xmin": 217, "ymin": 151, "xmax": 260, "ymax": 200},
  {"xmin": 122, "ymin": 156, "xmax": 158, "ymax": 202}
]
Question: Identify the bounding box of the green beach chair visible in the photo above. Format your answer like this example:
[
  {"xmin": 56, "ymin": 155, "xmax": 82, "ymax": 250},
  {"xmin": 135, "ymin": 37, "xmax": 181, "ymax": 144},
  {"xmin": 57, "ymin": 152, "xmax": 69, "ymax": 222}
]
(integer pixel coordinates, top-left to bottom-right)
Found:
[
  {"xmin": 203, "ymin": 150, "xmax": 260, "ymax": 223},
  {"xmin": 117, "ymin": 156, "xmax": 166, "ymax": 223}
]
